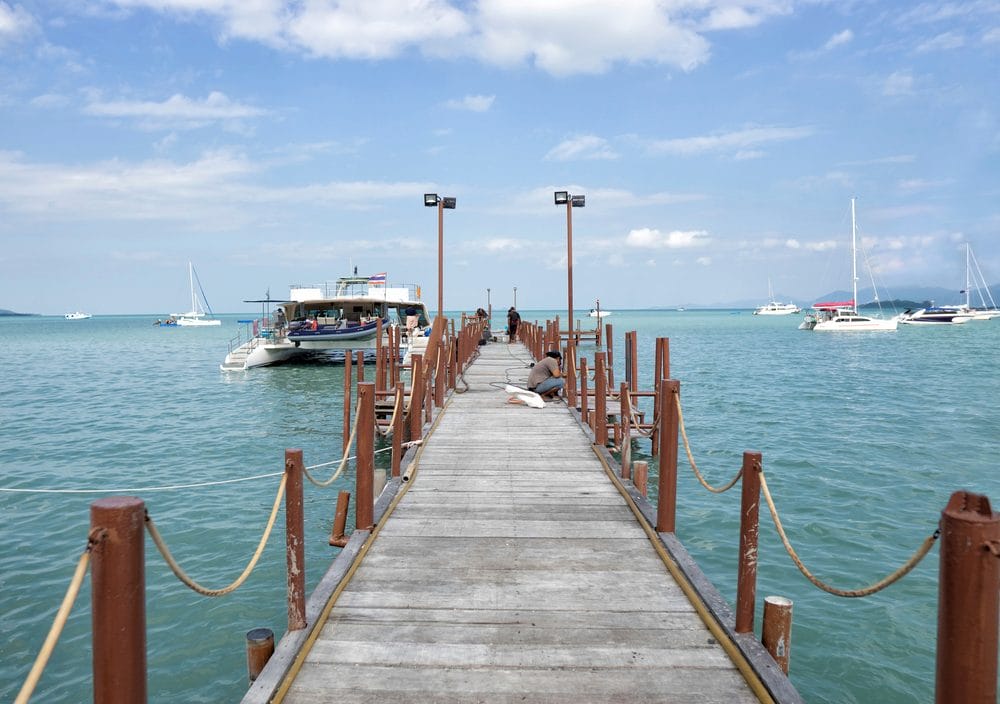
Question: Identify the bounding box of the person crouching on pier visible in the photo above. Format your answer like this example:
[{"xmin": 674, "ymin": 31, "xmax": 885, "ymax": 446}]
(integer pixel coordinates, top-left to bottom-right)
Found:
[{"xmin": 528, "ymin": 350, "xmax": 564, "ymax": 400}]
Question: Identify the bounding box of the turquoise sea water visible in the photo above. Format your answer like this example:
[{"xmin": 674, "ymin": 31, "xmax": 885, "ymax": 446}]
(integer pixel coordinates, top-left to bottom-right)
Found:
[{"xmin": 1, "ymin": 310, "xmax": 998, "ymax": 703}]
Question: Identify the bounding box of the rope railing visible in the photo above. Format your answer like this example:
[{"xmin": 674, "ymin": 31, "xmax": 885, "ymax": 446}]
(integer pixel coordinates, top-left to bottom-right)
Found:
[
  {"xmin": 759, "ymin": 469, "xmax": 940, "ymax": 597},
  {"xmin": 673, "ymin": 393, "xmax": 940, "ymax": 596},
  {"xmin": 14, "ymin": 530, "xmax": 101, "ymax": 704},
  {"xmin": 145, "ymin": 473, "xmax": 288, "ymax": 597}
]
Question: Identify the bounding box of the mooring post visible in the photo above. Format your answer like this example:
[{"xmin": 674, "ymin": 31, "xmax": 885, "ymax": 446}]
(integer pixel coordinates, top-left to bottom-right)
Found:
[
  {"xmin": 565, "ymin": 342, "xmax": 577, "ymax": 409},
  {"xmin": 935, "ymin": 491, "xmax": 1000, "ymax": 704},
  {"xmin": 356, "ymin": 383, "xmax": 375, "ymax": 530},
  {"xmin": 90, "ymin": 496, "xmax": 147, "ymax": 704},
  {"xmin": 245, "ymin": 627, "xmax": 274, "ymax": 683},
  {"xmin": 633, "ymin": 460, "xmax": 648, "ymax": 497},
  {"xmin": 328, "ymin": 491, "xmax": 351, "ymax": 547},
  {"xmin": 410, "ymin": 353, "xmax": 424, "ymax": 440},
  {"xmin": 343, "ymin": 350, "xmax": 353, "ymax": 455},
  {"xmin": 619, "ymin": 382, "xmax": 631, "ymax": 479},
  {"xmin": 391, "ymin": 382, "xmax": 403, "ymax": 478},
  {"xmin": 656, "ymin": 379, "xmax": 679, "ymax": 533},
  {"xmin": 284, "ymin": 449, "xmax": 306, "ymax": 631},
  {"xmin": 355, "ymin": 350, "xmax": 364, "ymax": 382},
  {"xmin": 762, "ymin": 595, "xmax": 793, "ymax": 674},
  {"xmin": 605, "ymin": 322, "xmax": 613, "ymax": 384},
  {"xmin": 735, "ymin": 450, "xmax": 763, "ymax": 634},
  {"xmin": 579, "ymin": 357, "xmax": 590, "ymax": 429},
  {"xmin": 594, "ymin": 352, "xmax": 608, "ymax": 446}
]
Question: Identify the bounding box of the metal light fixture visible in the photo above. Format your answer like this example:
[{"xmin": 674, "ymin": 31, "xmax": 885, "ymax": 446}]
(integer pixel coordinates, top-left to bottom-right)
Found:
[
  {"xmin": 555, "ymin": 190, "xmax": 586, "ymax": 332},
  {"xmin": 425, "ymin": 193, "xmax": 456, "ymax": 318}
]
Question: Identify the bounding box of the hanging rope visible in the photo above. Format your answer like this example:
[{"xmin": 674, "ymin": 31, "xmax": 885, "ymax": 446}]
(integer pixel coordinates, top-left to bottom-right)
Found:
[
  {"xmin": 374, "ymin": 387, "xmax": 403, "ymax": 438},
  {"xmin": 302, "ymin": 403, "xmax": 362, "ymax": 488},
  {"xmin": 14, "ymin": 529, "xmax": 102, "ymax": 704},
  {"xmin": 145, "ymin": 474, "xmax": 286, "ymax": 597},
  {"xmin": 676, "ymin": 393, "xmax": 743, "ymax": 493},
  {"xmin": 759, "ymin": 470, "xmax": 939, "ymax": 597}
]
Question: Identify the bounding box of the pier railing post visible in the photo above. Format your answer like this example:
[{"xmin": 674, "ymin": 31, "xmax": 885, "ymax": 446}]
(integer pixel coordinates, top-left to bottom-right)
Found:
[
  {"xmin": 619, "ymin": 382, "xmax": 631, "ymax": 479},
  {"xmin": 604, "ymin": 323, "xmax": 613, "ymax": 384},
  {"xmin": 91, "ymin": 496, "xmax": 147, "ymax": 704},
  {"xmin": 565, "ymin": 342, "xmax": 577, "ymax": 409},
  {"xmin": 284, "ymin": 449, "xmax": 306, "ymax": 631},
  {"xmin": 409, "ymin": 353, "xmax": 424, "ymax": 441},
  {"xmin": 579, "ymin": 357, "xmax": 590, "ymax": 429},
  {"xmin": 391, "ymin": 382, "xmax": 403, "ymax": 478},
  {"xmin": 328, "ymin": 490, "xmax": 351, "ymax": 547},
  {"xmin": 935, "ymin": 491, "xmax": 999, "ymax": 704},
  {"xmin": 655, "ymin": 379, "xmax": 679, "ymax": 533},
  {"xmin": 735, "ymin": 451, "xmax": 762, "ymax": 634},
  {"xmin": 594, "ymin": 352, "xmax": 608, "ymax": 446},
  {"xmin": 343, "ymin": 350, "xmax": 353, "ymax": 455},
  {"xmin": 356, "ymin": 382, "xmax": 375, "ymax": 531}
]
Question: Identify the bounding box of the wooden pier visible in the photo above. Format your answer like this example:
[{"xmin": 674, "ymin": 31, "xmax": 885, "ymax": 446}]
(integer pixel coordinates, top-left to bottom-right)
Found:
[{"xmin": 248, "ymin": 341, "xmax": 793, "ymax": 703}]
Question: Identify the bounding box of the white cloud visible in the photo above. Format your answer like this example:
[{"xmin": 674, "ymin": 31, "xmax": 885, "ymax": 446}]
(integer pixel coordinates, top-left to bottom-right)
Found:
[
  {"xmin": 984, "ymin": 27, "xmax": 1000, "ymax": 44},
  {"xmin": 83, "ymin": 91, "xmax": 268, "ymax": 130},
  {"xmin": 824, "ymin": 29, "xmax": 853, "ymax": 50},
  {"xmin": 545, "ymin": 135, "xmax": 618, "ymax": 161},
  {"xmin": 695, "ymin": 256, "xmax": 712, "ymax": 266},
  {"xmin": 883, "ymin": 70, "xmax": 915, "ymax": 96},
  {"xmin": 649, "ymin": 125, "xmax": 813, "ymax": 156},
  {"xmin": 0, "ymin": 1, "xmax": 37, "ymax": 44},
  {"xmin": 481, "ymin": 238, "xmax": 524, "ymax": 252},
  {"xmin": 806, "ymin": 240, "xmax": 839, "ymax": 252},
  {"xmin": 916, "ymin": 31, "xmax": 965, "ymax": 52},
  {"xmin": 99, "ymin": 1, "xmax": 793, "ymax": 77},
  {"xmin": 444, "ymin": 94, "xmax": 495, "ymax": 112},
  {"xmin": 625, "ymin": 227, "xmax": 710, "ymax": 249}
]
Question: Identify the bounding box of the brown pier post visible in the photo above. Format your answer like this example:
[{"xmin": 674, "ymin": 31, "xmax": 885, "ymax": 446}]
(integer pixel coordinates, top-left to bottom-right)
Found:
[
  {"xmin": 935, "ymin": 491, "xmax": 1000, "ymax": 704},
  {"xmin": 735, "ymin": 451, "xmax": 762, "ymax": 634},
  {"xmin": 409, "ymin": 353, "xmax": 424, "ymax": 441},
  {"xmin": 633, "ymin": 461, "xmax": 648, "ymax": 497},
  {"xmin": 579, "ymin": 357, "xmax": 589, "ymax": 429},
  {"xmin": 328, "ymin": 490, "xmax": 351, "ymax": 547},
  {"xmin": 391, "ymin": 382, "xmax": 403, "ymax": 478},
  {"xmin": 246, "ymin": 627, "xmax": 274, "ymax": 683},
  {"xmin": 90, "ymin": 496, "xmax": 147, "ymax": 704},
  {"xmin": 284, "ymin": 449, "xmax": 306, "ymax": 631},
  {"xmin": 656, "ymin": 379, "xmax": 679, "ymax": 533},
  {"xmin": 343, "ymin": 350, "xmax": 353, "ymax": 455},
  {"xmin": 356, "ymin": 382, "xmax": 375, "ymax": 531},
  {"xmin": 762, "ymin": 595, "xmax": 793, "ymax": 675},
  {"xmin": 594, "ymin": 352, "xmax": 608, "ymax": 446}
]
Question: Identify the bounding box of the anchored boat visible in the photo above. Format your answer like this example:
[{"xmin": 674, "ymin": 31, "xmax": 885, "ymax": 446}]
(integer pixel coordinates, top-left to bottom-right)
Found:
[{"xmin": 221, "ymin": 274, "xmax": 430, "ymax": 371}]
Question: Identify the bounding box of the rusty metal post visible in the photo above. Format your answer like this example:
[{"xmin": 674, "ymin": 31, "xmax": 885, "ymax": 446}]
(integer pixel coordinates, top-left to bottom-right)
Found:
[
  {"xmin": 356, "ymin": 382, "xmax": 375, "ymax": 531},
  {"xmin": 735, "ymin": 451, "xmax": 763, "ymax": 634},
  {"xmin": 936, "ymin": 491, "xmax": 1000, "ymax": 704},
  {"xmin": 579, "ymin": 357, "xmax": 589, "ymax": 429},
  {"xmin": 605, "ymin": 323, "xmax": 614, "ymax": 384},
  {"xmin": 626, "ymin": 331, "xmax": 638, "ymax": 392},
  {"xmin": 410, "ymin": 353, "xmax": 424, "ymax": 441},
  {"xmin": 656, "ymin": 379, "xmax": 679, "ymax": 533},
  {"xmin": 343, "ymin": 351, "xmax": 353, "ymax": 455},
  {"xmin": 328, "ymin": 490, "xmax": 351, "ymax": 547},
  {"xmin": 565, "ymin": 342, "xmax": 577, "ymax": 409},
  {"xmin": 594, "ymin": 352, "xmax": 608, "ymax": 446},
  {"xmin": 633, "ymin": 460, "xmax": 648, "ymax": 497},
  {"xmin": 90, "ymin": 496, "xmax": 147, "ymax": 704},
  {"xmin": 284, "ymin": 449, "xmax": 306, "ymax": 631},
  {"xmin": 620, "ymin": 382, "xmax": 631, "ymax": 479},
  {"xmin": 391, "ymin": 382, "xmax": 403, "ymax": 478},
  {"xmin": 355, "ymin": 350, "xmax": 364, "ymax": 381},
  {"xmin": 375, "ymin": 319, "xmax": 385, "ymax": 389},
  {"xmin": 762, "ymin": 596, "xmax": 793, "ymax": 675},
  {"xmin": 246, "ymin": 627, "xmax": 274, "ymax": 684}
]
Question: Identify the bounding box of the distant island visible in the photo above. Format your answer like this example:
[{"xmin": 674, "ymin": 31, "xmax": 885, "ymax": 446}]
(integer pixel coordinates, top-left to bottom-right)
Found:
[{"xmin": 0, "ymin": 309, "xmax": 38, "ymax": 317}]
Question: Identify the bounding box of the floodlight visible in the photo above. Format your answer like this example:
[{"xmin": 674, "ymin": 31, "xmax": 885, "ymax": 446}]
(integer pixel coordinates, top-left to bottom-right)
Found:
[
  {"xmin": 424, "ymin": 193, "xmax": 439, "ymax": 207},
  {"xmin": 442, "ymin": 197, "xmax": 457, "ymax": 209},
  {"xmin": 571, "ymin": 195, "xmax": 586, "ymax": 207},
  {"xmin": 554, "ymin": 191, "xmax": 569, "ymax": 205}
]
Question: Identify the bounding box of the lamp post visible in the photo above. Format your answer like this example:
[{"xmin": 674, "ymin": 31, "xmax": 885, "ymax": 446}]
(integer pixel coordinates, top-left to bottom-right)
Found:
[
  {"xmin": 554, "ymin": 191, "xmax": 585, "ymax": 331},
  {"xmin": 424, "ymin": 194, "xmax": 456, "ymax": 318},
  {"xmin": 487, "ymin": 288, "xmax": 491, "ymax": 320},
  {"xmin": 513, "ymin": 286, "xmax": 517, "ymax": 309}
]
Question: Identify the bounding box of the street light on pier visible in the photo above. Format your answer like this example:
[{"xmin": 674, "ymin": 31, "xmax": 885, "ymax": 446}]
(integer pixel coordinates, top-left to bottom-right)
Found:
[
  {"xmin": 424, "ymin": 193, "xmax": 456, "ymax": 318},
  {"xmin": 513, "ymin": 286, "xmax": 517, "ymax": 309},
  {"xmin": 554, "ymin": 191, "xmax": 585, "ymax": 331}
]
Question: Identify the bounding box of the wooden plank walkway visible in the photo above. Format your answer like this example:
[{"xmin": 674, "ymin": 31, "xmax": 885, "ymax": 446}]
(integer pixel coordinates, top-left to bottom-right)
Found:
[{"xmin": 280, "ymin": 342, "xmax": 765, "ymax": 703}]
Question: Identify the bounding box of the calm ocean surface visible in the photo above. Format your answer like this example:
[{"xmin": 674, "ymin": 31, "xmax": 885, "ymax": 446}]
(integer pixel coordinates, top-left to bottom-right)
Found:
[{"xmin": 1, "ymin": 310, "xmax": 998, "ymax": 703}]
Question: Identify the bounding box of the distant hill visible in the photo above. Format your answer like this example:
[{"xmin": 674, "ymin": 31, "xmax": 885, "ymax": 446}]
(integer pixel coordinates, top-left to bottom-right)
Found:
[{"xmin": 0, "ymin": 308, "xmax": 37, "ymax": 316}]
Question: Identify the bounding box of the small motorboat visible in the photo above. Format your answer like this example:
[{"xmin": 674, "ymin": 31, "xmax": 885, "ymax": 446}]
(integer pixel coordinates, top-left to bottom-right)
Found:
[{"xmin": 64, "ymin": 312, "xmax": 92, "ymax": 320}]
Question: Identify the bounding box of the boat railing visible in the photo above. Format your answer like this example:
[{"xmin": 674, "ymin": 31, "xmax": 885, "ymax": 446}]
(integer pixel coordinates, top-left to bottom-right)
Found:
[{"xmin": 289, "ymin": 279, "xmax": 423, "ymax": 301}]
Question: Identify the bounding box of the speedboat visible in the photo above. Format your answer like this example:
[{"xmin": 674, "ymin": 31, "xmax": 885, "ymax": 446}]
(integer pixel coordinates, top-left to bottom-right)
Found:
[
  {"xmin": 753, "ymin": 301, "xmax": 801, "ymax": 316},
  {"xmin": 898, "ymin": 307, "xmax": 973, "ymax": 325},
  {"xmin": 64, "ymin": 312, "xmax": 92, "ymax": 320},
  {"xmin": 589, "ymin": 308, "xmax": 611, "ymax": 318},
  {"xmin": 221, "ymin": 274, "xmax": 430, "ymax": 371}
]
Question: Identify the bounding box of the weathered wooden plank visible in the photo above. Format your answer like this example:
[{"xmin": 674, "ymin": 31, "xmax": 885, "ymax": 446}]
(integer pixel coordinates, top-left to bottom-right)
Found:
[{"xmin": 273, "ymin": 342, "xmax": 769, "ymax": 704}]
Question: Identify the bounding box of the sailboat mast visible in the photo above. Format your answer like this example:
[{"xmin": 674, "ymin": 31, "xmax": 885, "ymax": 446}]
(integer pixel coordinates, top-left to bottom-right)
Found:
[
  {"xmin": 188, "ymin": 261, "xmax": 198, "ymax": 313},
  {"xmin": 851, "ymin": 198, "xmax": 858, "ymax": 314},
  {"xmin": 966, "ymin": 243, "xmax": 971, "ymax": 309}
]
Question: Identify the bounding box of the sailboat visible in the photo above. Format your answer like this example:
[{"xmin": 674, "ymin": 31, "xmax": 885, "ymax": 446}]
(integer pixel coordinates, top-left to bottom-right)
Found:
[
  {"xmin": 171, "ymin": 262, "xmax": 222, "ymax": 327},
  {"xmin": 800, "ymin": 199, "xmax": 898, "ymax": 332},
  {"xmin": 753, "ymin": 279, "xmax": 800, "ymax": 315},
  {"xmin": 953, "ymin": 243, "xmax": 999, "ymax": 320}
]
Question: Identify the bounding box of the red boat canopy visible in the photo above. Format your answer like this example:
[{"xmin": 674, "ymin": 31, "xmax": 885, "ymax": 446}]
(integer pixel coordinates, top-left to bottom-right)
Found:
[{"xmin": 812, "ymin": 300, "xmax": 853, "ymax": 310}]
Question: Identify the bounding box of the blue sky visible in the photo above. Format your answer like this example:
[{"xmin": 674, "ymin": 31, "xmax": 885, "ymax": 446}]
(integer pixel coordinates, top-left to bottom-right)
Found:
[{"xmin": 1, "ymin": 1, "xmax": 998, "ymax": 315}]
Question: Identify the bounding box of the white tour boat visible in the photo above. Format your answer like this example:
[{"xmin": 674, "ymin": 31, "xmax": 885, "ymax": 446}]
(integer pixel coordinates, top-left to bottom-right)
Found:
[
  {"xmin": 753, "ymin": 280, "xmax": 800, "ymax": 315},
  {"xmin": 221, "ymin": 274, "xmax": 431, "ymax": 371}
]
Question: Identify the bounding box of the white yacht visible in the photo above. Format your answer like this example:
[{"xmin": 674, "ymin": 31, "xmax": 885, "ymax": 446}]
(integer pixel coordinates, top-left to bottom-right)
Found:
[
  {"xmin": 64, "ymin": 312, "xmax": 92, "ymax": 320},
  {"xmin": 221, "ymin": 274, "xmax": 430, "ymax": 371},
  {"xmin": 171, "ymin": 262, "xmax": 221, "ymax": 327},
  {"xmin": 753, "ymin": 280, "xmax": 800, "ymax": 315}
]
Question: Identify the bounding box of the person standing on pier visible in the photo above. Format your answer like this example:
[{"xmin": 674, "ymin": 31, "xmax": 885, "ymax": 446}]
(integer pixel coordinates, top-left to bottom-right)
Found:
[
  {"xmin": 507, "ymin": 307, "xmax": 521, "ymax": 342},
  {"xmin": 527, "ymin": 350, "xmax": 564, "ymax": 400}
]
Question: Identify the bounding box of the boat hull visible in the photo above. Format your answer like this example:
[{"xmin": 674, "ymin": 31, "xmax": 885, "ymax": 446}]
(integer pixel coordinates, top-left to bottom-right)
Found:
[{"xmin": 287, "ymin": 318, "xmax": 385, "ymax": 342}]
